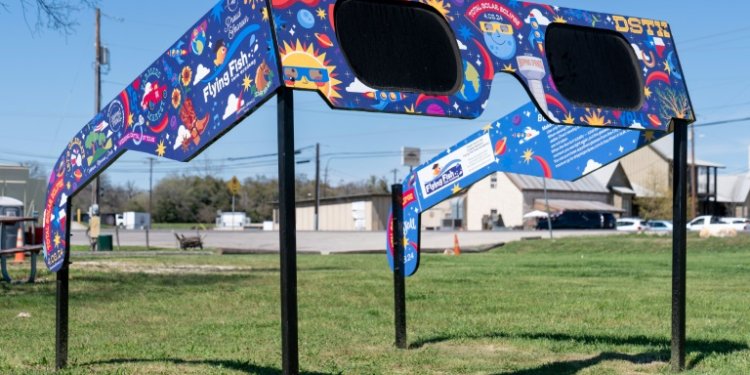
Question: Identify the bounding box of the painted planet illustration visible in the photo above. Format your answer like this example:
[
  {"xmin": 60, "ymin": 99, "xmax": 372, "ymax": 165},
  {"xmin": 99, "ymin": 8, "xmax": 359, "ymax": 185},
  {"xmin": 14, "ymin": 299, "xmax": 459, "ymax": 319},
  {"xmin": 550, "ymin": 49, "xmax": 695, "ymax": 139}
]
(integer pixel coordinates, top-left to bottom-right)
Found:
[
  {"xmin": 512, "ymin": 115, "xmax": 522, "ymax": 125},
  {"xmin": 495, "ymin": 137, "xmax": 507, "ymax": 156},
  {"xmin": 455, "ymin": 60, "xmax": 481, "ymax": 102},
  {"xmin": 315, "ymin": 33, "xmax": 333, "ymax": 48},
  {"xmin": 191, "ymin": 29, "xmax": 206, "ymax": 55},
  {"xmin": 297, "ymin": 9, "xmax": 315, "ymax": 29}
]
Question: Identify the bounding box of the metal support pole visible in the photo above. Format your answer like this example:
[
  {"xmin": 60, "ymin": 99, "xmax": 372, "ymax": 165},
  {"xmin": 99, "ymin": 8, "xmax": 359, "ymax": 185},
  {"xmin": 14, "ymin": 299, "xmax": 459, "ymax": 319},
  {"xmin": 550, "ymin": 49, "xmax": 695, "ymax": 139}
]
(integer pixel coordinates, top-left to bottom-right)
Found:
[
  {"xmin": 391, "ymin": 184, "xmax": 407, "ymax": 349},
  {"xmin": 671, "ymin": 119, "xmax": 689, "ymax": 372},
  {"xmin": 147, "ymin": 157, "xmax": 154, "ymax": 250},
  {"xmin": 56, "ymin": 204, "xmax": 72, "ymax": 370},
  {"xmin": 314, "ymin": 143, "xmax": 320, "ymax": 231},
  {"xmin": 542, "ymin": 177, "xmax": 553, "ymax": 240},
  {"xmin": 277, "ymin": 87, "xmax": 299, "ymax": 375},
  {"xmin": 92, "ymin": 8, "xmax": 101, "ymax": 207}
]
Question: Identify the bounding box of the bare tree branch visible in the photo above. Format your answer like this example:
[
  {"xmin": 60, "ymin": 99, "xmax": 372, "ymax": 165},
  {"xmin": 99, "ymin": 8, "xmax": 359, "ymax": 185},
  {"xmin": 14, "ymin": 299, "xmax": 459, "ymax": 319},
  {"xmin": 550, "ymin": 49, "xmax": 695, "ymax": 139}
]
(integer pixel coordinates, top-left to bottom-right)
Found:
[{"xmin": 1, "ymin": 0, "xmax": 97, "ymax": 35}]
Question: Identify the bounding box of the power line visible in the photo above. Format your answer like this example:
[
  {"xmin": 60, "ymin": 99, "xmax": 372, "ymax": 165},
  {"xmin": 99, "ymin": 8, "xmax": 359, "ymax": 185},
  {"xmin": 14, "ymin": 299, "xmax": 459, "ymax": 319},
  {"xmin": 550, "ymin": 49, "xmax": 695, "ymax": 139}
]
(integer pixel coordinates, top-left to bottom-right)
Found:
[{"xmin": 693, "ymin": 116, "xmax": 750, "ymax": 128}]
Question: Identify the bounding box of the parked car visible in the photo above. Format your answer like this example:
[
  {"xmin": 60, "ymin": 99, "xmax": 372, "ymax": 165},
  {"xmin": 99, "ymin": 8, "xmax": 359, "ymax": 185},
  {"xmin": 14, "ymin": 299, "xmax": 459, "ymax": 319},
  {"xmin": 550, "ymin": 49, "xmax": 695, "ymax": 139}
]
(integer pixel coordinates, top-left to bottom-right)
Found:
[
  {"xmin": 645, "ymin": 220, "xmax": 673, "ymax": 232},
  {"xmin": 616, "ymin": 218, "xmax": 646, "ymax": 232},
  {"xmin": 537, "ymin": 210, "xmax": 616, "ymax": 230}
]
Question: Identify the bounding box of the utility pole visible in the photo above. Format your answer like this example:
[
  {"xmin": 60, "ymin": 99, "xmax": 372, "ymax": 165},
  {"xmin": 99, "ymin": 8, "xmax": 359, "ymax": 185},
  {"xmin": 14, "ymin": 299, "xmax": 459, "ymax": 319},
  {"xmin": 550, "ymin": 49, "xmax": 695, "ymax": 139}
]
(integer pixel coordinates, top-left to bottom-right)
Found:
[
  {"xmin": 92, "ymin": 8, "xmax": 101, "ymax": 207},
  {"xmin": 690, "ymin": 125, "xmax": 697, "ymax": 218},
  {"xmin": 147, "ymin": 157, "xmax": 154, "ymax": 250},
  {"xmin": 391, "ymin": 169, "xmax": 398, "ymax": 185},
  {"xmin": 314, "ymin": 143, "xmax": 320, "ymax": 231}
]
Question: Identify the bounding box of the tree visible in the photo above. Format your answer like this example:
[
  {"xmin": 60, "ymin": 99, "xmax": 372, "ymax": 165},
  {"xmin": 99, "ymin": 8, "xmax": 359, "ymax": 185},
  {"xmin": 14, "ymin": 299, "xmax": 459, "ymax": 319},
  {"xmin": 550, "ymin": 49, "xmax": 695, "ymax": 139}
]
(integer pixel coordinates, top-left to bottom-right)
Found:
[{"xmin": 1, "ymin": 0, "xmax": 97, "ymax": 35}]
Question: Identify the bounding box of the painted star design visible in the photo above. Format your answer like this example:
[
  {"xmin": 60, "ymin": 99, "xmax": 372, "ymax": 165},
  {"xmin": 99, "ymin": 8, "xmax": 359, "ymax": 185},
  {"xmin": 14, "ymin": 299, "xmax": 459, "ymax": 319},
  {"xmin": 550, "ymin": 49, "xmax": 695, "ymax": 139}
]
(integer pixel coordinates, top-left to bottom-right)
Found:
[
  {"xmin": 452, "ymin": 184, "xmax": 462, "ymax": 194},
  {"xmin": 644, "ymin": 86, "xmax": 652, "ymax": 98},
  {"xmin": 457, "ymin": 24, "xmax": 473, "ymax": 40},
  {"xmin": 619, "ymin": 146, "xmax": 624, "ymax": 153},
  {"xmin": 482, "ymin": 124, "xmax": 493, "ymax": 133},
  {"xmin": 316, "ymin": 7, "xmax": 326, "ymax": 19},
  {"xmin": 53, "ymin": 233, "xmax": 61, "ymax": 247},
  {"xmin": 522, "ymin": 149, "xmax": 534, "ymax": 163},
  {"xmin": 664, "ymin": 61, "xmax": 672, "ymax": 75},
  {"xmin": 402, "ymin": 237, "xmax": 409, "ymax": 248},
  {"xmin": 127, "ymin": 113, "xmax": 134, "ymax": 127},
  {"xmin": 156, "ymin": 140, "xmax": 166, "ymax": 157},
  {"xmin": 242, "ymin": 75, "xmax": 253, "ymax": 91}
]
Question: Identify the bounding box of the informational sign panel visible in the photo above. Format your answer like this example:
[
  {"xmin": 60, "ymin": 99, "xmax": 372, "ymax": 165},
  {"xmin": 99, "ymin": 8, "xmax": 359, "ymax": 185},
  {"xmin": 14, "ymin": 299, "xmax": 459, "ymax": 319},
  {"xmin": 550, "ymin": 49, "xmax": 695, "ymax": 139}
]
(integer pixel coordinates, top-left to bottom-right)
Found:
[{"xmin": 386, "ymin": 101, "xmax": 669, "ymax": 275}]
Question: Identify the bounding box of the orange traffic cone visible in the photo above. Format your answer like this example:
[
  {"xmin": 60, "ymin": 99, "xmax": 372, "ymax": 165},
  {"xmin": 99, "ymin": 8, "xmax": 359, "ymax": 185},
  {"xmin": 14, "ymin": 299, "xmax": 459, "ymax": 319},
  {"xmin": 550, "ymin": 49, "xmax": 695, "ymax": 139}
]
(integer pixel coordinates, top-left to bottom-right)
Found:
[
  {"xmin": 453, "ymin": 233, "xmax": 461, "ymax": 256},
  {"xmin": 14, "ymin": 225, "xmax": 25, "ymax": 263}
]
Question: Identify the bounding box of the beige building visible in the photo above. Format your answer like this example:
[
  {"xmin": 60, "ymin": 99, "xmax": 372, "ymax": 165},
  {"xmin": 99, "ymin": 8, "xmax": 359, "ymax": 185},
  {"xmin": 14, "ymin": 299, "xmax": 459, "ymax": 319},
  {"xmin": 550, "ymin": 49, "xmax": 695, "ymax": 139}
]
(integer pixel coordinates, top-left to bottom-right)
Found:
[
  {"xmin": 273, "ymin": 193, "xmax": 391, "ymax": 231},
  {"xmin": 620, "ymin": 137, "xmax": 725, "ymax": 216}
]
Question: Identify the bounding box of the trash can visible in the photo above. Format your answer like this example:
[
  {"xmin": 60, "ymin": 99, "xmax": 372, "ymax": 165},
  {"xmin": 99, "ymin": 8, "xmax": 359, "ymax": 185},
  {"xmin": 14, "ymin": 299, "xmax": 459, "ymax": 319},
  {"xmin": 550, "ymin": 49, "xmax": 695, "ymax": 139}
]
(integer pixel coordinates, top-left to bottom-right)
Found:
[{"xmin": 97, "ymin": 235, "xmax": 113, "ymax": 251}]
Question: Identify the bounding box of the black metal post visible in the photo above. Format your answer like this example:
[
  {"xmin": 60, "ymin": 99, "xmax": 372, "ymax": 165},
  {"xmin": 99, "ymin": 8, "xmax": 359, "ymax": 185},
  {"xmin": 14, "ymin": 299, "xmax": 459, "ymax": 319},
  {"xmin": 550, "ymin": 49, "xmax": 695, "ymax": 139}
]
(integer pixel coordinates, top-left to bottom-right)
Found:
[
  {"xmin": 391, "ymin": 184, "xmax": 407, "ymax": 349},
  {"xmin": 56, "ymin": 204, "xmax": 72, "ymax": 370},
  {"xmin": 314, "ymin": 143, "xmax": 320, "ymax": 231},
  {"xmin": 671, "ymin": 119, "xmax": 689, "ymax": 372},
  {"xmin": 277, "ymin": 87, "xmax": 299, "ymax": 375}
]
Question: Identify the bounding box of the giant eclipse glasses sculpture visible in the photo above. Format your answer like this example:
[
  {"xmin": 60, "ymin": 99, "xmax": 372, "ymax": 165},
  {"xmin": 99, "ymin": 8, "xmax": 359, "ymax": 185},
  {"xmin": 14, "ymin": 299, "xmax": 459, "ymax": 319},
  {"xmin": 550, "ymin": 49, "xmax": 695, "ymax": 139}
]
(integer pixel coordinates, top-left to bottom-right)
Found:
[{"xmin": 44, "ymin": 0, "xmax": 694, "ymax": 372}]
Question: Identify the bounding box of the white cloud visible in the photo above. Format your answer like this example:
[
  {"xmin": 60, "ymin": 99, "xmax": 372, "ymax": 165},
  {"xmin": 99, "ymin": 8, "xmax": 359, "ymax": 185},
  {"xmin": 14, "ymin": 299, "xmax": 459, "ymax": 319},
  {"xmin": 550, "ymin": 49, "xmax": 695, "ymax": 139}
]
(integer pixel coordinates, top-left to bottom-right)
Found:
[
  {"xmin": 345, "ymin": 78, "xmax": 374, "ymax": 93},
  {"xmin": 174, "ymin": 125, "xmax": 191, "ymax": 150},
  {"xmin": 582, "ymin": 159, "xmax": 603, "ymax": 175},
  {"xmin": 629, "ymin": 120, "xmax": 645, "ymax": 129},
  {"xmin": 223, "ymin": 93, "xmax": 245, "ymax": 120},
  {"xmin": 631, "ymin": 44, "xmax": 644, "ymax": 60},
  {"xmin": 525, "ymin": 9, "xmax": 551, "ymax": 26},
  {"xmin": 193, "ymin": 64, "xmax": 211, "ymax": 85},
  {"xmin": 456, "ymin": 39, "xmax": 467, "ymax": 50}
]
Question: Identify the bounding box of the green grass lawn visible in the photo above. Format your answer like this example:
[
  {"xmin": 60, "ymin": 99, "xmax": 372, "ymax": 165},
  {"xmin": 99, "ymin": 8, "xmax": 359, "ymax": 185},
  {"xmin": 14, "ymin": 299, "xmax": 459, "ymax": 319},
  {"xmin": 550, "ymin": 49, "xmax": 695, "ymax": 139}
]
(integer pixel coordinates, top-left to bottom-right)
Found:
[{"xmin": 1, "ymin": 234, "xmax": 749, "ymax": 374}]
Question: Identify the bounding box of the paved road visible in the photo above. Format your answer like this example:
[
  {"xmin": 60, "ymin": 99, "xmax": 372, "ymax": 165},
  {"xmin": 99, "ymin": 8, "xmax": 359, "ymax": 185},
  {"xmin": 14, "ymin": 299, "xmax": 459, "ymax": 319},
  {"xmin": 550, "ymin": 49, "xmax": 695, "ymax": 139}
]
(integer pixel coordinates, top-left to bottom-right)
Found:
[{"xmin": 71, "ymin": 229, "xmax": 620, "ymax": 254}]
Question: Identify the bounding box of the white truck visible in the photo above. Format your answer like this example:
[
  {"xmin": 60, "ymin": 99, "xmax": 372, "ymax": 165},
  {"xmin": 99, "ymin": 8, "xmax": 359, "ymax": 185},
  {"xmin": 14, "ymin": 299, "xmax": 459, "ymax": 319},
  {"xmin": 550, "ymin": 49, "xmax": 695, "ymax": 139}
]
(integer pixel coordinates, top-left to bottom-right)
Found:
[
  {"xmin": 686, "ymin": 215, "xmax": 748, "ymax": 235},
  {"xmin": 115, "ymin": 212, "xmax": 151, "ymax": 230}
]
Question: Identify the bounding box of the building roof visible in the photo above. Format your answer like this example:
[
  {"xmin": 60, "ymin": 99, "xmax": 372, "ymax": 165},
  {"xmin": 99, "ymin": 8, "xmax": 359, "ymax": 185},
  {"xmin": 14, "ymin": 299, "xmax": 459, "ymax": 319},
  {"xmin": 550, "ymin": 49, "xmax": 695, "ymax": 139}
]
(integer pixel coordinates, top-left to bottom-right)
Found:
[
  {"xmin": 650, "ymin": 137, "xmax": 725, "ymax": 168},
  {"xmin": 0, "ymin": 196, "xmax": 23, "ymax": 207},
  {"xmin": 716, "ymin": 173, "xmax": 750, "ymax": 203},
  {"xmin": 533, "ymin": 199, "xmax": 625, "ymax": 213},
  {"xmin": 506, "ymin": 173, "xmax": 609, "ymax": 193},
  {"xmin": 589, "ymin": 162, "xmax": 619, "ymax": 187}
]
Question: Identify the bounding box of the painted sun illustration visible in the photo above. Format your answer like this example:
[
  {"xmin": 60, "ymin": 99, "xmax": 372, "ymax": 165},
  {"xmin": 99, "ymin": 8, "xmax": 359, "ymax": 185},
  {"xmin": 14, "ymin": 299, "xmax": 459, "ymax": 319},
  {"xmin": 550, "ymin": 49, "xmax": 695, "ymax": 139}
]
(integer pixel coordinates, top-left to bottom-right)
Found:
[
  {"xmin": 422, "ymin": 0, "xmax": 453, "ymax": 21},
  {"xmin": 553, "ymin": 15, "xmax": 567, "ymax": 23},
  {"xmin": 262, "ymin": 7, "xmax": 269, "ymax": 21},
  {"xmin": 563, "ymin": 112, "xmax": 575, "ymax": 124},
  {"xmin": 502, "ymin": 64, "xmax": 516, "ymax": 73},
  {"xmin": 452, "ymin": 184, "xmax": 462, "ymax": 194},
  {"xmin": 281, "ymin": 40, "xmax": 342, "ymax": 101},
  {"xmin": 522, "ymin": 149, "xmax": 534, "ymax": 163},
  {"xmin": 242, "ymin": 75, "xmax": 253, "ymax": 91},
  {"xmin": 580, "ymin": 108, "xmax": 611, "ymax": 126},
  {"xmin": 316, "ymin": 7, "xmax": 326, "ymax": 20},
  {"xmin": 54, "ymin": 233, "xmax": 61, "ymax": 247},
  {"xmin": 644, "ymin": 86, "xmax": 652, "ymax": 98},
  {"xmin": 404, "ymin": 104, "xmax": 418, "ymax": 114},
  {"xmin": 156, "ymin": 139, "xmax": 166, "ymax": 157}
]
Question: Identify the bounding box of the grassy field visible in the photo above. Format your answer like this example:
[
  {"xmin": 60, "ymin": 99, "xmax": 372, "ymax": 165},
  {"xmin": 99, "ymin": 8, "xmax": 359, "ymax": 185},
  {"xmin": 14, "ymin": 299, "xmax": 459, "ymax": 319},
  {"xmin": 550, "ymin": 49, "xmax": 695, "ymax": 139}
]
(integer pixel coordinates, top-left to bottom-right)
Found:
[{"xmin": 1, "ymin": 234, "xmax": 749, "ymax": 374}]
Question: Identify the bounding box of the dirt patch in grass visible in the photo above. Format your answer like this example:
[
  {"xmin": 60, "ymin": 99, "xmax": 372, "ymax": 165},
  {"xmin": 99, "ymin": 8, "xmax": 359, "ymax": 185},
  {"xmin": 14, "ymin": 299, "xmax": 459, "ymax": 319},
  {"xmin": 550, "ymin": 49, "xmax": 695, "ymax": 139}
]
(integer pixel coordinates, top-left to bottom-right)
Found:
[{"xmin": 74, "ymin": 261, "xmax": 255, "ymax": 275}]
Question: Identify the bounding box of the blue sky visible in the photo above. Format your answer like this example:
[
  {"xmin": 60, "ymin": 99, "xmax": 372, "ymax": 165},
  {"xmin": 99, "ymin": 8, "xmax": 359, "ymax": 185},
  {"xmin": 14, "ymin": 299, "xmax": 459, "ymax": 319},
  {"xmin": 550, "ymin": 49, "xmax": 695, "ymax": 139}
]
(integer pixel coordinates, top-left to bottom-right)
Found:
[{"xmin": 1, "ymin": 0, "xmax": 749, "ymax": 190}]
